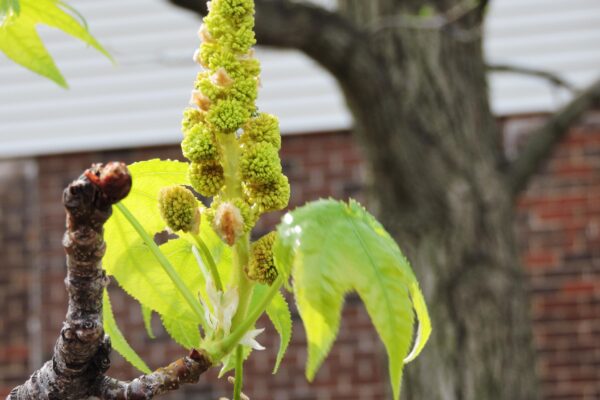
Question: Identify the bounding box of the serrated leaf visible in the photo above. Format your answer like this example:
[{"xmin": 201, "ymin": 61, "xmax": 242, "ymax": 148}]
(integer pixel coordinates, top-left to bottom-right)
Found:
[
  {"xmin": 0, "ymin": 0, "xmax": 111, "ymax": 87},
  {"xmin": 249, "ymin": 284, "xmax": 292, "ymax": 373},
  {"xmin": 141, "ymin": 305, "xmax": 155, "ymax": 339},
  {"xmin": 103, "ymin": 159, "xmax": 233, "ymax": 357},
  {"xmin": 265, "ymin": 290, "xmax": 292, "ymax": 373},
  {"xmin": 274, "ymin": 199, "xmax": 431, "ymax": 400},
  {"xmin": 0, "ymin": 13, "xmax": 67, "ymax": 87},
  {"xmin": 103, "ymin": 290, "xmax": 151, "ymax": 374},
  {"xmin": 161, "ymin": 315, "xmax": 201, "ymax": 349},
  {"xmin": 404, "ymin": 281, "xmax": 431, "ymax": 363},
  {"xmin": 267, "ymin": 292, "xmax": 292, "ymax": 373},
  {"xmin": 104, "ymin": 160, "xmax": 202, "ymax": 322}
]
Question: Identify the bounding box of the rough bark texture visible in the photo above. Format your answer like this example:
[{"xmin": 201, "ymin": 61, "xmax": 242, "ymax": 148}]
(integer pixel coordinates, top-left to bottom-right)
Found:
[
  {"xmin": 333, "ymin": 2, "xmax": 539, "ymax": 399},
  {"xmin": 7, "ymin": 163, "xmax": 212, "ymax": 400}
]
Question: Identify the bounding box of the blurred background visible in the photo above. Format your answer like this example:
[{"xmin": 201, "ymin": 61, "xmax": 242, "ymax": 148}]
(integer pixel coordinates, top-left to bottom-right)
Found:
[{"xmin": 0, "ymin": 0, "xmax": 599, "ymax": 399}]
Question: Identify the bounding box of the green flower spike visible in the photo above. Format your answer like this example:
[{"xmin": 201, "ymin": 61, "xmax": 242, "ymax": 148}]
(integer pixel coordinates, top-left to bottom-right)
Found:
[
  {"xmin": 189, "ymin": 161, "xmax": 225, "ymax": 197},
  {"xmin": 158, "ymin": 185, "xmax": 200, "ymax": 234},
  {"xmin": 246, "ymin": 231, "xmax": 278, "ymax": 285}
]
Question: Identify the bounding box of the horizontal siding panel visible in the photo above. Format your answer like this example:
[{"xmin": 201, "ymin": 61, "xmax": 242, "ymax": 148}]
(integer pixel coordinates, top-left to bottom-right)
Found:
[{"xmin": 0, "ymin": 0, "xmax": 599, "ymax": 157}]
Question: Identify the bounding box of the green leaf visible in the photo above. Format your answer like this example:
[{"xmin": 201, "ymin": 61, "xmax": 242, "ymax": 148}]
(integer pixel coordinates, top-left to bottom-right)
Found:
[
  {"xmin": 274, "ymin": 199, "xmax": 431, "ymax": 400},
  {"xmin": 141, "ymin": 305, "xmax": 155, "ymax": 339},
  {"xmin": 0, "ymin": 13, "xmax": 67, "ymax": 87},
  {"xmin": 104, "ymin": 159, "xmax": 233, "ymax": 354},
  {"xmin": 0, "ymin": 0, "xmax": 20, "ymax": 16},
  {"xmin": 249, "ymin": 284, "xmax": 292, "ymax": 373},
  {"xmin": 0, "ymin": 0, "xmax": 111, "ymax": 87},
  {"xmin": 161, "ymin": 315, "xmax": 201, "ymax": 349},
  {"xmin": 265, "ymin": 290, "xmax": 292, "ymax": 373},
  {"xmin": 103, "ymin": 290, "xmax": 151, "ymax": 374},
  {"xmin": 104, "ymin": 160, "xmax": 202, "ymax": 322},
  {"xmin": 404, "ymin": 281, "xmax": 432, "ymax": 363}
]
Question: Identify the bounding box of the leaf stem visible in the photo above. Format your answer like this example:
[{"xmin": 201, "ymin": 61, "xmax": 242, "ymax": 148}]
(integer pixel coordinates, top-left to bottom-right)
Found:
[
  {"xmin": 233, "ymin": 345, "xmax": 243, "ymax": 400},
  {"xmin": 189, "ymin": 233, "xmax": 223, "ymax": 292},
  {"xmin": 116, "ymin": 202, "xmax": 209, "ymax": 332}
]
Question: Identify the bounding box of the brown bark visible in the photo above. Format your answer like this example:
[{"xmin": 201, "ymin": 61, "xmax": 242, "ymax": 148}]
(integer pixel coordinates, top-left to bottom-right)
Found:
[
  {"xmin": 333, "ymin": 2, "xmax": 539, "ymax": 399},
  {"xmin": 7, "ymin": 163, "xmax": 212, "ymax": 400}
]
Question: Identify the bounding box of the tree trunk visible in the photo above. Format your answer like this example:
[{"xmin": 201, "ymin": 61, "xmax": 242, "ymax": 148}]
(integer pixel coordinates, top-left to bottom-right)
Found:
[{"xmin": 336, "ymin": 1, "xmax": 539, "ymax": 398}]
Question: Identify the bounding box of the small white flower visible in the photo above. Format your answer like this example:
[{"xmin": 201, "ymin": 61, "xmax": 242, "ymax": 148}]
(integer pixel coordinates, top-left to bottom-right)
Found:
[
  {"xmin": 240, "ymin": 328, "xmax": 266, "ymax": 351},
  {"xmin": 193, "ymin": 246, "xmax": 239, "ymax": 335}
]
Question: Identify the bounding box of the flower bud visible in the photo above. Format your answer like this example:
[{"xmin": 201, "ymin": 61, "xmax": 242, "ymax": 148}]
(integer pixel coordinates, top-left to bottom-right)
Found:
[
  {"xmin": 213, "ymin": 201, "xmax": 245, "ymax": 246},
  {"xmin": 207, "ymin": 99, "xmax": 249, "ymax": 133},
  {"xmin": 246, "ymin": 231, "xmax": 278, "ymax": 285},
  {"xmin": 240, "ymin": 143, "xmax": 282, "ymax": 185},
  {"xmin": 211, "ymin": 67, "xmax": 234, "ymax": 87},
  {"xmin": 241, "ymin": 113, "xmax": 281, "ymax": 149},
  {"xmin": 198, "ymin": 23, "xmax": 213, "ymax": 43},
  {"xmin": 158, "ymin": 185, "xmax": 200, "ymax": 233},
  {"xmin": 181, "ymin": 125, "xmax": 219, "ymax": 162},
  {"xmin": 189, "ymin": 161, "xmax": 225, "ymax": 197},
  {"xmin": 245, "ymin": 174, "xmax": 290, "ymax": 213},
  {"xmin": 207, "ymin": 197, "xmax": 256, "ymax": 234},
  {"xmin": 182, "ymin": 107, "xmax": 205, "ymax": 134}
]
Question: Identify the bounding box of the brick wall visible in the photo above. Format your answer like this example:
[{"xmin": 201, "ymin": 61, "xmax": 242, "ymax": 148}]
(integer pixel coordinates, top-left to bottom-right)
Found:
[
  {"xmin": 0, "ymin": 119, "xmax": 598, "ymax": 398},
  {"xmin": 512, "ymin": 115, "xmax": 600, "ymax": 400},
  {"xmin": 0, "ymin": 160, "xmax": 38, "ymax": 397}
]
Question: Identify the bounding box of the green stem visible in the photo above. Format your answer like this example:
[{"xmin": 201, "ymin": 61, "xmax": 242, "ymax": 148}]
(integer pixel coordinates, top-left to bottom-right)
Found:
[
  {"xmin": 233, "ymin": 345, "xmax": 243, "ymax": 400},
  {"xmin": 215, "ymin": 274, "xmax": 284, "ymax": 358},
  {"xmin": 116, "ymin": 203, "xmax": 209, "ymax": 332},
  {"xmin": 219, "ymin": 133, "xmax": 242, "ymax": 200},
  {"xmin": 189, "ymin": 233, "xmax": 223, "ymax": 292},
  {"xmin": 231, "ymin": 235, "xmax": 253, "ymax": 329}
]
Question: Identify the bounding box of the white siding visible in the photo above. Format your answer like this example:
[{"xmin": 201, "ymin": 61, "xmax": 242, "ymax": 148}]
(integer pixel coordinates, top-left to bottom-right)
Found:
[
  {"xmin": 0, "ymin": 0, "xmax": 598, "ymax": 158},
  {"xmin": 485, "ymin": 0, "xmax": 600, "ymax": 115}
]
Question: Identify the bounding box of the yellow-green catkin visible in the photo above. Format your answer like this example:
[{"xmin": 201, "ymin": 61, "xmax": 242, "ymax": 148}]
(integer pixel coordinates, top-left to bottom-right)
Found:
[
  {"xmin": 246, "ymin": 231, "xmax": 278, "ymax": 285},
  {"xmin": 181, "ymin": 0, "xmax": 290, "ymax": 244},
  {"xmin": 158, "ymin": 185, "xmax": 200, "ymax": 233}
]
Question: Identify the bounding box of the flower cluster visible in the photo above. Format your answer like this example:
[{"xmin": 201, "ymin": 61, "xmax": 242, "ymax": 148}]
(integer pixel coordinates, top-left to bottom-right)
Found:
[
  {"xmin": 175, "ymin": 0, "xmax": 289, "ymax": 246},
  {"xmin": 246, "ymin": 231, "xmax": 278, "ymax": 285},
  {"xmin": 158, "ymin": 185, "xmax": 200, "ymax": 233}
]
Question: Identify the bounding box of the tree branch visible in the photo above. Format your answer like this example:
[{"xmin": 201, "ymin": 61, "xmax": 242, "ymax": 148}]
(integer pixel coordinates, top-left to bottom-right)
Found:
[
  {"xmin": 97, "ymin": 349, "xmax": 212, "ymax": 399},
  {"xmin": 7, "ymin": 163, "xmax": 212, "ymax": 400},
  {"xmin": 507, "ymin": 78, "xmax": 600, "ymax": 195},
  {"xmin": 488, "ymin": 63, "xmax": 575, "ymax": 92}
]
